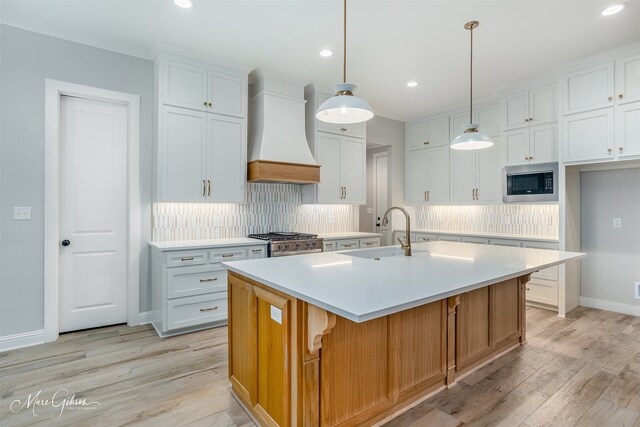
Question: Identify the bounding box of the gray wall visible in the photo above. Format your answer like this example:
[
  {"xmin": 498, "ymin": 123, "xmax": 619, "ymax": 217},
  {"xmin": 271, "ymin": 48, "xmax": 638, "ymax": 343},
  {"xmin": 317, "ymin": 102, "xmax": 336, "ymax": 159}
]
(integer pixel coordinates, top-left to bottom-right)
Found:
[
  {"xmin": 0, "ymin": 25, "xmax": 153, "ymax": 336},
  {"xmin": 580, "ymin": 167, "xmax": 640, "ymax": 307}
]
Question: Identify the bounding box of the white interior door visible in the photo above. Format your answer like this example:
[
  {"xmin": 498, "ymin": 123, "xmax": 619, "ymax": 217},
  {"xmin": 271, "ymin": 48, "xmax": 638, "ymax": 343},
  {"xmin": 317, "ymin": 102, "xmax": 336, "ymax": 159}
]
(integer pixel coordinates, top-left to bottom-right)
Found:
[
  {"xmin": 59, "ymin": 96, "xmax": 128, "ymax": 332},
  {"xmin": 373, "ymin": 152, "xmax": 388, "ymax": 241}
]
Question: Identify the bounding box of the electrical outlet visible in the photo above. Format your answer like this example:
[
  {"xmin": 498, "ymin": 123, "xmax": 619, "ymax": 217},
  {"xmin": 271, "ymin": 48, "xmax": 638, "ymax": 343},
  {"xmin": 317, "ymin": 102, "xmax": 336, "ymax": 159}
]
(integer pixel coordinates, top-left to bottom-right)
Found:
[
  {"xmin": 635, "ymin": 282, "xmax": 640, "ymax": 300},
  {"xmin": 13, "ymin": 207, "xmax": 31, "ymax": 220},
  {"xmin": 613, "ymin": 218, "xmax": 622, "ymax": 228},
  {"xmin": 366, "ymin": 208, "xmax": 373, "ymax": 214}
]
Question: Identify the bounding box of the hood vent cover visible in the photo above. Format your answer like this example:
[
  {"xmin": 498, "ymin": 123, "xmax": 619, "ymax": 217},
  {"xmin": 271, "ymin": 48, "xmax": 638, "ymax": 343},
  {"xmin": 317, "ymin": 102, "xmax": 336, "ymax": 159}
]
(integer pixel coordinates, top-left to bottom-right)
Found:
[{"xmin": 247, "ymin": 69, "xmax": 320, "ymax": 183}]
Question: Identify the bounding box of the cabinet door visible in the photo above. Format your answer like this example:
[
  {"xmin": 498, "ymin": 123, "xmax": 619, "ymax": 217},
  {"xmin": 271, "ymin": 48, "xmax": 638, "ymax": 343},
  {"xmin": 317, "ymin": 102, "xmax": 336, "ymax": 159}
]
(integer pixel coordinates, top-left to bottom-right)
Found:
[
  {"xmin": 340, "ymin": 137, "xmax": 366, "ymax": 204},
  {"xmin": 529, "ymin": 123, "xmax": 557, "ymax": 164},
  {"xmin": 450, "ymin": 150, "xmax": 476, "ymax": 203},
  {"xmin": 476, "ymin": 137, "xmax": 502, "ymax": 202},
  {"xmin": 160, "ymin": 107, "xmax": 208, "ymax": 201},
  {"xmin": 426, "ymin": 116, "xmax": 450, "ymax": 147},
  {"xmin": 616, "ymin": 102, "xmax": 640, "ymax": 158},
  {"xmin": 564, "ymin": 62, "xmax": 614, "ymax": 114},
  {"xmin": 504, "ymin": 91, "xmax": 529, "ymax": 130},
  {"xmin": 163, "ymin": 61, "xmax": 208, "ymax": 111},
  {"xmin": 475, "ymin": 103, "xmax": 500, "ymax": 136},
  {"xmin": 615, "ymin": 54, "xmax": 640, "ymax": 105},
  {"xmin": 316, "ymin": 133, "xmax": 342, "ymax": 203},
  {"xmin": 427, "ymin": 145, "xmax": 450, "ymax": 203},
  {"xmin": 504, "ymin": 129, "xmax": 530, "ymax": 165},
  {"xmin": 208, "ymin": 115, "xmax": 245, "ymax": 202},
  {"xmin": 529, "ymin": 84, "xmax": 557, "ymax": 125},
  {"xmin": 207, "ymin": 71, "xmax": 246, "ymax": 118},
  {"xmin": 406, "ymin": 148, "xmax": 429, "ymax": 203},
  {"xmin": 563, "ymin": 109, "xmax": 614, "ymax": 163},
  {"xmin": 406, "ymin": 121, "xmax": 428, "ymax": 150}
]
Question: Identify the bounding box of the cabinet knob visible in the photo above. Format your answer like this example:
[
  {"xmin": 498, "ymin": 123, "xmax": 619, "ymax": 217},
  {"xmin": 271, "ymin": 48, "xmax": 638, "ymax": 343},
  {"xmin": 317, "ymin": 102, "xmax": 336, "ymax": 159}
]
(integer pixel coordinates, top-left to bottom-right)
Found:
[
  {"xmin": 340, "ymin": 127, "xmax": 347, "ymax": 132},
  {"xmin": 525, "ymin": 156, "xmax": 529, "ymax": 160},
  {"xmin": 607, "ymin": 148, "xmax": 613, "ymax": 154},
  {"xmin": 608, "ymin": 96, "xmax": 613, "ymax": 102},
  {"xmin": 529, "ymin": 156, "xmax": 533, "ymax": 160},
  {"xmin": 525, "ymin": 118, "xmax": 529, "ymax": 122},
  {"xmin": 61, "ymin": 239, "xmax": 71, "ymax": 247},
  {"xmin": 208, "ymin": 102, "xmax": 213, "ymax": 107},
  {"xmin": 529, "ymin": 117, "xmax": 533, "ymax": 122},
  {"xmin": 424, "ymin": 141, "xmax": 428, "ymax": 145},
  {"xmin": 203, "ymin": 101, "xmax": 208, "ymax": 107},
  {"xmin": 619, "ymin": 147, "xmax": 624, "ymax": 153},
  {"xmin": 618, "ymin": 94, "xmax": 624, "ymax": 100}
]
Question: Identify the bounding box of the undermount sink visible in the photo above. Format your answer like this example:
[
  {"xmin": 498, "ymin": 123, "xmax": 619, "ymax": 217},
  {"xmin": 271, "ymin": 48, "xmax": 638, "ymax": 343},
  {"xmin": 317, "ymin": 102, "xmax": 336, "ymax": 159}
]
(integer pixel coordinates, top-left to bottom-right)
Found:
[{"xmin": 339, "ymin": 247, "xmax": 427, "ymax": 259}]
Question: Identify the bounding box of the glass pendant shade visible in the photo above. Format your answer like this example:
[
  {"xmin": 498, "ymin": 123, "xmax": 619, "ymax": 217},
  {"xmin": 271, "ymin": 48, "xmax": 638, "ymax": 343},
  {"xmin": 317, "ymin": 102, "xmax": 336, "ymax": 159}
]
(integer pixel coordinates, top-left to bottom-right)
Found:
[
  {"xmin": 450, "ymin": 124, "xmax": 494, "ymax": 150},
  {"xmin": 316, "ymin": 83, "xmax": 374, "ymax": 124}
]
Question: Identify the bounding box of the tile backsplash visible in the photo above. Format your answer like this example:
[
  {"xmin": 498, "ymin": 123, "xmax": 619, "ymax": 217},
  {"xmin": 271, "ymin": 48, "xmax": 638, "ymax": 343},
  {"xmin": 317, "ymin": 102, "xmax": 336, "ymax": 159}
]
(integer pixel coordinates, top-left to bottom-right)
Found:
[
  {"xmin": 415, "ymin": 204, "xmax": 559, "ymax": 239},
  {"xmin": 152, "ymin": 183, "xmax": 356, "ymax": 241}
]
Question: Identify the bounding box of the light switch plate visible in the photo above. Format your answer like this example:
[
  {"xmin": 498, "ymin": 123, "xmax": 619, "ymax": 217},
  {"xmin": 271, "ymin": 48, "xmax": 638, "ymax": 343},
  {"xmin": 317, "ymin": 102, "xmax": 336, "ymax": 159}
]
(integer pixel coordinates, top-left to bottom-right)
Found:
[
  {"xmin": 13, "ymin": 207, "xmax": 31, "ymax": 220},
  {"xmin": 270, "ymin": 305, "xmax": 282, "ymax": 324},
  {"xmin": 367, "ymin": 208, "xmax": 373, "ymax": 214},
  {"xmin": 613, "ymin": 218, "xmax": 622, "ymax": 228},
  {"xmin": 635, "ymin": 282, "xmax": 640, "ymax": 300}
]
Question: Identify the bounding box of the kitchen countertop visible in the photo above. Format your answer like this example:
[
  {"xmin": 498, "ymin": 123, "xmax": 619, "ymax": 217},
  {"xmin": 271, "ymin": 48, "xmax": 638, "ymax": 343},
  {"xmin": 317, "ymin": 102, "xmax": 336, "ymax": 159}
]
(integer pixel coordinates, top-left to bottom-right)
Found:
[
  {"xmin": 148, "ymin": 237, "xmax": 267, "ymax": 250},
  {"xmin": 396, "ymin": 229, "xmax": 559, "ymax": 243},
  {"xmin": 318, "ymin": 231, "xmax": 383, "ymax": 240},
  {"xmin": 224, "ymin": 241, "xmax": 584, "ymax": 323}
]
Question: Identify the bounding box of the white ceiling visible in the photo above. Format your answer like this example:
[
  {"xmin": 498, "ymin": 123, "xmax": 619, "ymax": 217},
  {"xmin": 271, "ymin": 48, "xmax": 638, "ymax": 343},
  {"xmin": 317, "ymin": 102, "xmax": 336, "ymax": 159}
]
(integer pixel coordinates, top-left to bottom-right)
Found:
[{"xmin": 1, "ymin": 0, "xmax": 639, "ymax": 120}]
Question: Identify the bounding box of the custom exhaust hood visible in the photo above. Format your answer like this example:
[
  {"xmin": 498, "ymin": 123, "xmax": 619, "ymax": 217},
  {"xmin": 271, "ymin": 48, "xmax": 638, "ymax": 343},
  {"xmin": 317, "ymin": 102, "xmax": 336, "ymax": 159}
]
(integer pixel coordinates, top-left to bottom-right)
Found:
[{"xmin": 247, "ymin": 69, "xmax": 320, "ymax": 183}]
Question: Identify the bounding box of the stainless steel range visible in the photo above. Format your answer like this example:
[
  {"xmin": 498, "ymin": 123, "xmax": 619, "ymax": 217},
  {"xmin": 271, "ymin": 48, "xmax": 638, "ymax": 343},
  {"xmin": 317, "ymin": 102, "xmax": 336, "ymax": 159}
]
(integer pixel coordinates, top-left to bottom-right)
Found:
[{"xmin": 248, "ymin": 232, "xmax": 323, "ymax": 257}]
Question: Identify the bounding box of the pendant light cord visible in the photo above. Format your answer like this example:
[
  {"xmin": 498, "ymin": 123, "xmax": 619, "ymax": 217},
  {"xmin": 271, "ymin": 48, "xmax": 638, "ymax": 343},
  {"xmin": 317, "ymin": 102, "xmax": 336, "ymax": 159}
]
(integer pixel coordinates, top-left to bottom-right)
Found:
[
  {"xmin": 343, "ymin": 0, "xmax": 347, "ymax": 83},
  {"xmin": 469, "ymin": 25, "xmax": 473, "ymax": 124}
]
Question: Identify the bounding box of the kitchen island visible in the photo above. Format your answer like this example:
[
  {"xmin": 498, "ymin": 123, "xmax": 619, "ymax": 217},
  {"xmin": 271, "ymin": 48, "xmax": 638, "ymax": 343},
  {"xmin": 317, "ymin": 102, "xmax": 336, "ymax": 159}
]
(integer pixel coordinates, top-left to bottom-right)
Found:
[{"xmin": 223, "ymin": 241, "xmax": 584, "ymax": 427}]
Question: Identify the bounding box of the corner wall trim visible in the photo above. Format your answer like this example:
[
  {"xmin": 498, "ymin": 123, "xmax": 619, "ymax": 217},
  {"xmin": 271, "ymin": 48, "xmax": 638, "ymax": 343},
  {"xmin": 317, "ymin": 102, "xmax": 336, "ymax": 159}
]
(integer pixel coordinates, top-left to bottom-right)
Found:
[
  {"xmin": 580, "ymin": 296, "xmax": 640, "ymax": 317},
  {"xmin": 0, "ymin": 330, "xmax": 45, "ymax": 353},
  {"xmin": 139, "ymin": 311, "xmax": 153, "ymax": 325}
]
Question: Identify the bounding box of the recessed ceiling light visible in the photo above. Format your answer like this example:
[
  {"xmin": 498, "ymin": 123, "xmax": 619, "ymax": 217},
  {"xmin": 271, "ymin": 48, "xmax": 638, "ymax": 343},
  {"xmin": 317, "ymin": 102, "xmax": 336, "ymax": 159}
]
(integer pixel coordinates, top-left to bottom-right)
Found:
[
  {"xmin": 174, "ymin": 0, "xmax": 193, "ymax": 9},
  {"xmin": 601, "ymin": 3, "xmax": 627, "ymax": 15},
  {"xmin": 319, "ymin": 49, "xmax": 333, "ymax": 57},
  {"xmin": 406, "ymin": 81, "xmax": 419, "ymax": 88}
]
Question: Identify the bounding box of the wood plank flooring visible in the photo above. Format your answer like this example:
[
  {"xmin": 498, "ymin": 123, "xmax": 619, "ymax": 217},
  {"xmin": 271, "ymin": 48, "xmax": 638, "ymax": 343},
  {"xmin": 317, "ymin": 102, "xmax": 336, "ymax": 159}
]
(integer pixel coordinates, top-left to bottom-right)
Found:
[{"xmin": 0, "ymin": 306, "xmax": 638, "ymax": 426}]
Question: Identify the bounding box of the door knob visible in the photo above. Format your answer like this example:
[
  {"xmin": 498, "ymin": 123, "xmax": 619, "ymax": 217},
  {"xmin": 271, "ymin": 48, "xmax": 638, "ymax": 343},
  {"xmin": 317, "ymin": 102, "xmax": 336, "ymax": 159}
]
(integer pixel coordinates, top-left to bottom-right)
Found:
[{"xmin": 61, "ymin": 240, "xmax": 71, "ymax": 247}]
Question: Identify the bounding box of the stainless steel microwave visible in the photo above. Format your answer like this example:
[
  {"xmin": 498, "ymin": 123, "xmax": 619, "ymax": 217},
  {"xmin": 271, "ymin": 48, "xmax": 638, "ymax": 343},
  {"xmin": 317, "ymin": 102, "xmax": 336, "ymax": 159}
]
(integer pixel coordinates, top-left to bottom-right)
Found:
[{"xmin": 502, "ymin": 162, "xmax": 558, "ymax": 203}]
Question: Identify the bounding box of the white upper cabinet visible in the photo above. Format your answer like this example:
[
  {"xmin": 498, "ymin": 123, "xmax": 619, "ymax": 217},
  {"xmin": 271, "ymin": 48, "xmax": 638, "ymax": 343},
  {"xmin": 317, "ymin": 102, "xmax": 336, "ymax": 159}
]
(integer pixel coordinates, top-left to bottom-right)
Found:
[
  {"xmin": 474, "ymin": 103, "xmax": 500, "ymax": 136},
  {"xmin": 155, "ymin": 52, "xmax": 248, "ymax": 202},
  {"xmin": 615, "ymin": 54, "xmax": 640, "ymax": 105},
  {"xmin": 405, "ymin": 146, "xmax": 449, "ymax": 204},
  {"xmin": 340, "ymin": 137, "xmax": 366, "ymax": 203},
  {"xmin": 450, "ymin": 137, "xmax": 501, "ymax": 203},
  {"xmin": 504, "ymin": 84, "xmax": 557, "ymax": 131},
  {"xmin": 315, "ymin": 133, "xmax": 342, "ymax": 203},
  {"xmin": 504, "ymin": 128, "xmax": 530, "ymax": 165},
  {"xmin": 563, "ymin": 109, "xmax": 614, "ymax": 162},
  {"xmin": 406, "ymin": 116, "xmax": 449, "ymax": 149},
  {"xmin": 564, "ymin": 62, "xmax": 614, "ymax": 114},
  {"xmin": 162, "ymin": 59, "xmax": 247, "ymax": 118},
  {"xmin": 504, "ymin": 123, "xmax": 557, "ymax": 166},
  {"xmin": 615, "ymin": 102, "xmax": 640, "ymax": 158}
]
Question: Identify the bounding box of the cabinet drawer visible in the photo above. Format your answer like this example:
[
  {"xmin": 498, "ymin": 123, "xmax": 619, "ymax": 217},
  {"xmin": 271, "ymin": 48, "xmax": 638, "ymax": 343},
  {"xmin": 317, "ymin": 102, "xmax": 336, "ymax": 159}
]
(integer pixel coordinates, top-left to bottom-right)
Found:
[
  {"xmin": 166, "ymin": 250, "xmax": 208, "ymax": 268},
  {"xmin": 461, "ymin": 237, "xmax": 490, "ymax": 245},
  {"xmin": 526, "ymin": 280, "xmax": 558, "ymax": 306},
  {"xmin": 247, "ymin": 246, "xmax": 267, "ymax": 259},
  {"xmin": 167, "ymin": 293, "xmax": 228, "ymax": 330},
  {"xmin": 323, "ymin": 241, "xmax": 336, "ymax": 252},
  {"xmin": 415, "ymin": 234, "xmax": 437, "ymax": 242},
  {"xmin": 522, "ymin": 241, "xmax": 559, "ymax": 280},
  {"xmin": 337, "ymin": 239, "xmax": 360, "ymax": 250},
  {"xmin": 396, "ymin": 232, "xmax": 417, "ymax": 243},
  {"xmin": 210, "ymin": 247, "xmax": 246, "ymax": 263},
  {"xmin": 359, "ymin": 238, "xmax": 380, "ymax": 248},
  {"xmin": 489, "ymin": 239, "xmax": 522, "ymax": 247},
  {"xmin": 438, "ymin": 235, "xmax": 463, "ymax": 242},
  {"xmin": 167, "ymin": 266, "xmax": 227, "ymax": 299}
]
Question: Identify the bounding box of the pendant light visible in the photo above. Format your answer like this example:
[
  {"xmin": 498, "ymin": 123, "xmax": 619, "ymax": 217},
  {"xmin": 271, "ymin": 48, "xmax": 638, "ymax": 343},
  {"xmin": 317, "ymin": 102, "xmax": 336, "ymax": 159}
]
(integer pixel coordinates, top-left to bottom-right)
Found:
[
  {"xmin": 451, "ymin": 21, "xmax": 494, "ymax": 150},
  {"xmin": 316, "ymin": 0, "xmax": 374, "ymax": 124}
]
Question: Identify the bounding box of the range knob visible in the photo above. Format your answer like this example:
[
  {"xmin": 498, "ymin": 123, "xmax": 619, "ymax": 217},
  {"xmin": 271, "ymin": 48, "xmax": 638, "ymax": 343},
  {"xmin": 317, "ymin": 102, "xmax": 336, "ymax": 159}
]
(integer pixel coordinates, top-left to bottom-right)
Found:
[
  {"xmin": 284, "ymin": 244, "xmax": 289, "ymax": 249},
  {"xmin": 277, "ymin": 244, "xmax": 283, "ymax": 250},
  {"xmin": 296, "ymin": 243, "xmax": 301, "ymax": 248}
]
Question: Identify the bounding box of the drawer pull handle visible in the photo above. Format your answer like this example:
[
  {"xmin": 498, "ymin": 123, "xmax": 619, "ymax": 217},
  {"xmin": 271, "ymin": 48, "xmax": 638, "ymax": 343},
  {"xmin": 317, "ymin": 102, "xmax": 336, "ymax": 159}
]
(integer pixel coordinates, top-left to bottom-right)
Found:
[
  {"xmin": 181, "ymin": 257, "xmax": 194, "ymax": 261},
  {"xmin": 526, "ymin": 288, "xmax": 531, "ymax": 291},
  {"xmin": 252, "ymin": 249, "xmax": 262, "ymax": 253},
  {"xmin": 199, "ymin": 278, "xmax": 218, "ymax": 283},
  {"xmin": 200, "ymin": 306, "xmax": 218, "ymax": 312},
  {"xmin": 222, "ymin": 254, "xmax": 235, "ymax": 258}
]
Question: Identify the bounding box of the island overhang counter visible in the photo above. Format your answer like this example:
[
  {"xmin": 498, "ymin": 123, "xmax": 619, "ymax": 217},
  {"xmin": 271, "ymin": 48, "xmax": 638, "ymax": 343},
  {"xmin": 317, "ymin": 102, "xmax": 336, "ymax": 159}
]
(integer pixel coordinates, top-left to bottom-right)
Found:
[{"xmin": 223, "ymin": 241, "xmax": 585, "ymax": 427}]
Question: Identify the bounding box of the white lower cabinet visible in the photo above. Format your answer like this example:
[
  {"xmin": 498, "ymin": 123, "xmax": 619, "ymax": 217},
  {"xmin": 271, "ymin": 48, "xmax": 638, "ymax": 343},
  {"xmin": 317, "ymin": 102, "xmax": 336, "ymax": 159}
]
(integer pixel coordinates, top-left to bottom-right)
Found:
[
  {"xmin": 322, "ymin": 237, "xmax": 382, "ymax": 252},
  {"xmin": 336, "ymin": 239, "xmax": 359, "ymax": 250},
  {"xmin": 151, "ymin": 243, "xmax": 266, "ymax": 337}
]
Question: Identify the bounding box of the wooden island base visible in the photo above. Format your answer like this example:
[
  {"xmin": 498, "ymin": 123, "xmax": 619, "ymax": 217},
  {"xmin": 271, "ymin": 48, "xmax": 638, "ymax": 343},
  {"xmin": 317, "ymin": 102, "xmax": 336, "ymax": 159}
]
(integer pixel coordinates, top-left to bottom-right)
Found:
[{"xmin": 228, "ymin": 272, "xmax": 531, "ymax": 427}]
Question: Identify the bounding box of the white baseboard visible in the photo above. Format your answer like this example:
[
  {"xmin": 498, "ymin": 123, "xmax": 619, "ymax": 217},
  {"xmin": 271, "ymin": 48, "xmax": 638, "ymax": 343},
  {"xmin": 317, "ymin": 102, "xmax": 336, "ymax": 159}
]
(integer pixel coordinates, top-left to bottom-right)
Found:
[
  {"xmin": 580, "ymin": 296, "xmax": 640, "ymax": 317},
  {"xmin": 139, "ymin": 311, "xmax": 153, "ymax": 325},
  {"xmin": 0, "ymin": 329, "xmax": 45, "ymax": 353}
]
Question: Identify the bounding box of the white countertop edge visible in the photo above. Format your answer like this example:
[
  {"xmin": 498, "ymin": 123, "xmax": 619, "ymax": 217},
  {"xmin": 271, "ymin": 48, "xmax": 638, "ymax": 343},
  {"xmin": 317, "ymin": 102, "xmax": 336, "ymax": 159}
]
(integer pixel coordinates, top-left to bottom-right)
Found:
[
  {"xmin": 318, "ymin": 232, "xmax": 383, "ymax": 240},
  {"xmin": 225, "ymin": 253, "xmax": 586, "ymax": 323},
  {"xmin": 149, "ymin": 238, "xmax": 268, "ymax": 250},
  {"xmin": 398, "ymin": 229, "xmax": 559, "ymax": 243}
]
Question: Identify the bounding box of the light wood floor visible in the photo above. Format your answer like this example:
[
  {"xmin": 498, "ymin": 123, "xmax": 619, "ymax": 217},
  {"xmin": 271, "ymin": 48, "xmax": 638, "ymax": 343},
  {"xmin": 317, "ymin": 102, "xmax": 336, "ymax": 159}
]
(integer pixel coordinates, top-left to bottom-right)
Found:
[{"xmin": 1, "ymin": 306, "xmax": 639, "ymax": 426}]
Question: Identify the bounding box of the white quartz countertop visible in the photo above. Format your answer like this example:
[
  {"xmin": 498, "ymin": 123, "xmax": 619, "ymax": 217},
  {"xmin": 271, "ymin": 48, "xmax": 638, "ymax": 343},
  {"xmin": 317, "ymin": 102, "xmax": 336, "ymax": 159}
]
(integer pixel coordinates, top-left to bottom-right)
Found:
[
  {"xmin": 224, "ymin": 241, "xmax": 585, "ymax": 323},
  {"xmin": 400, "ymin": 229, "xmax": 559, "ymax": 243},
  {"xmin": 318, "ymin": 232, "xmax": 383, "ymax": 240},
  {"xmin": 149, "ymin": 238, "xmax": 267, "ymax": 250}
]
